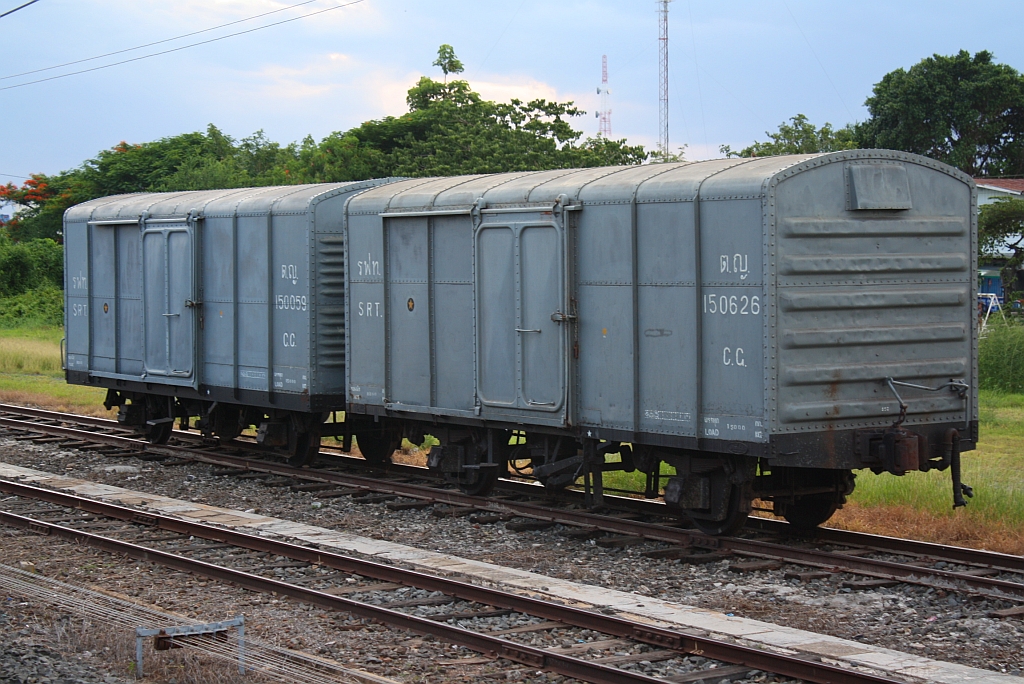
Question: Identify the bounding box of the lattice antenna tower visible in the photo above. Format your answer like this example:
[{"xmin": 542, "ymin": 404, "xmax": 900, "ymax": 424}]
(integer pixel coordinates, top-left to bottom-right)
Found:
[
  {"xmin": 597, "ymin": 55, "xmax": 612, "ymax": 137},
  {"xmin": 658, "ymin": 0, "xmax": 672, "ymax": 155}
]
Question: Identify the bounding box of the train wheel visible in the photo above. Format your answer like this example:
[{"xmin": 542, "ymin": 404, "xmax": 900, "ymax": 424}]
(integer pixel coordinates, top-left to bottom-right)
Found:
[
  {"xmin": 781, "ymin": 493, "xmax": 840, "ymax": 529},
  {"xmin": 144, "ymin": 396, "xmax": 173, "ymax": 445},
  {"xmin": 678, "ymin": 455, "xmax": 755, "ymax": 536},
  {"xmin": 458, "ymin": 429, "xmax": 511, "ymax": 497},
  {"xmin": 211, "ymin": 405, "xmax": 243, "ymax": 443},
  {"xmin": 287, "ymin": 431, "xmax": 318, "ymax": 467},
  {"xmin": 146, "ymin": 421, "xmax": 173, "ymax": 445},
  {"xmin": 687, "ymin": 481, "xmax": 753, "ymax": 536},
  {"xmin": 459, "ymin": 467, "xmax": 499, "ymax": 497},
  {"xmin": 780, "ymin": 469, "xmax": 856, "ymax": 530},
  {"xmin": 356, "ymin": 430, "xmax": 400, "ymax": 465}
]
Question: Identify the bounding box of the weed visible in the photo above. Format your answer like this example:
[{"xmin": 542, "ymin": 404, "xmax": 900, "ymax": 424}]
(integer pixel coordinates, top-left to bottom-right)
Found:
[
  {"xmin": 979, "ymin": 321, "xmax": 1024, "ymax": 393},
  {"xmin": 0, "ymin": 336, "xmax": 63, "ymax": 374}
]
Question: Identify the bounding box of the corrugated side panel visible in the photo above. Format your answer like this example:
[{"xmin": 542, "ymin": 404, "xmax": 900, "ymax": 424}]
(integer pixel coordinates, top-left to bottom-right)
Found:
[
  {"xmin": 316, "ymin": 234, "xmax": 347, "ymax": 374},
  {"xmin": 772, "ymin": 159, "xmax": 974, "ymax": 433}
]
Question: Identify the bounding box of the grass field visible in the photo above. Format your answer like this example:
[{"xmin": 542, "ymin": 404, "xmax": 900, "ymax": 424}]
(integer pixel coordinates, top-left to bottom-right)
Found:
[
  {"xmin": 1, "ymin": 325, "xmax": 1021, "ymax": 553},
  {"xmin": 0, "ymin": 327, "xmax": 116, "ymax": 417},
  {"xmin": 829, "ymin": 390, "xmax": 1024, "ymax": 554}
]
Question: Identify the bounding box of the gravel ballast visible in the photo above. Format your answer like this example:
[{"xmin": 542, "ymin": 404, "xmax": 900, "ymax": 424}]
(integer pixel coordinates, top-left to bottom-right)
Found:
[{"xmin": 1, "ymin": 434, "xmax": 1022, "ymax": 679}]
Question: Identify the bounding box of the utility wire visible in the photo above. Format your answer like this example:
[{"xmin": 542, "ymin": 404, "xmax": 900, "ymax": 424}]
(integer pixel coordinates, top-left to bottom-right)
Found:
[
  {"xmin": 476, "ymin": 0, "xmax": 527, "ymax": 72},
  {"xmin": 0, "ymin": 171, "xmax": 29, "ymax": 179},
  {"xmin": 781, "ymin": 0, "xmax": 854, "ymax": 121},
  {"xmin": 1, "ymin": 0, "xmax": 366, "ymax": 92},
  {"xmin": 1, "ymin": 0, "xmax": 321, "ymax": 82},
  {"xmin": 0, "ymin": 0, "xmax": 40, "ymax": 20}
]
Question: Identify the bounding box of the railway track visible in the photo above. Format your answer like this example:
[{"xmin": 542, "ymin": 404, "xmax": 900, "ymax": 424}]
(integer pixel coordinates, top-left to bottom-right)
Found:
[
  {"xmin": 2, "ymin": 403, "xmax": 1023, "ymax": 614},
  {"xmin": 0, "ymin": 478, "xmax": 905, "ymax": 684}
]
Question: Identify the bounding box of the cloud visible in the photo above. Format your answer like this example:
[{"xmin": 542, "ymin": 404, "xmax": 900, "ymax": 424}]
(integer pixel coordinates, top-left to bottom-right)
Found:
[
  {"xmin": 228, "ymin": 53, "xmax": 414, "ymax": 112},
  {"xmin": 220, "ymin": 53, "xmax": 597, "ymax": 126},
  {"xmin": 471, "ymin": 76, "xmax": 563, "ymax": 105}
]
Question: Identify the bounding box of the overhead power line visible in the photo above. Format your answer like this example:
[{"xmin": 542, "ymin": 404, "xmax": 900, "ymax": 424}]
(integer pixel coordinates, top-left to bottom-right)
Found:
[
  {"xmin": 0, "ymin": 171, "xmax": 29, "ymax": 179},
  {"xmin": 1, "ymin": 0, "xmax": 320, "ymax": 82},
  {"xmin": 1, "ymin": 0, "xmax": 366, "ymax": 92},
  {"xmin": 476, "ymin": 0, "xmax": 527, "ymax": 72},
  {"xmin": 0, "ymin": 0, "xmax": 41, "ymax": 20},
  {"xmin": 781, "ymin": 0, "xmax": 854, "ymax": 121}
]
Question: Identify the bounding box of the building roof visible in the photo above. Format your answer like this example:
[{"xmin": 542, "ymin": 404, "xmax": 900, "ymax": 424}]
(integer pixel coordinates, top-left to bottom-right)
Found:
[{"xmin": 975, "ymin": 178, "xmax": 1024, "ymax": 194}]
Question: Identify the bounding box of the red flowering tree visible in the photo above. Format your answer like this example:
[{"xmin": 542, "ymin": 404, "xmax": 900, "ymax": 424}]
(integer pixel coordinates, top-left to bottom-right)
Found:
[{"xmin": 0, "ymin": 174, "xmax": 76, "ymax": 243}]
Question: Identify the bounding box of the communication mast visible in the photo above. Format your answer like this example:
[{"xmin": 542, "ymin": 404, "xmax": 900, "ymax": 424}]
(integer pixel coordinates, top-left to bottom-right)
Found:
[
  {"xmin": 658, "ymin": 0, "xmax": 671, "ymax": 155},
  {"xmin": 597, "ymin": 55, "xmax": 612, "ymax": 137}
]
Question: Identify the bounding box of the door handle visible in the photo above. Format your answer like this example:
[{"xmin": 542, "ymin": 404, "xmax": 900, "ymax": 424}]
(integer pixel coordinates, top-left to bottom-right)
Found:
[
  {"xmin": 515, "ymin": 328, "xmax": 541, "ymax": 333},
  {"xmin": 162, "ymin": 313, "xmax": 180, "ymax": 317}
]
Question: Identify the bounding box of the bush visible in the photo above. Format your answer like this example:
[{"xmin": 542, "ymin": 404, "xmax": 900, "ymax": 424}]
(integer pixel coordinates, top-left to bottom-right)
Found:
[
  {"xmin": 979, "ymin": 322, "xmax": 1024, "ymax": 392},
  {"xmin": 0, "ymin": 236, "xmax": 63, "ymax": 297},
  {"xmin": 0, "ymin": 286, "xmax": 64, "ymax": 328},
  {"xmin": 21, "ymin": 238, "xmax": 64, "ymax": 289},
  {"xmin": 0, "ymin": 242, "xmax": 36, "ymax": 297}
]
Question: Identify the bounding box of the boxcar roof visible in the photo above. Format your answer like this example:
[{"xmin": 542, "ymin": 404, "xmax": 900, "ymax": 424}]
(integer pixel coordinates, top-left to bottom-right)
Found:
[
  {"xmin": 66, "ymin": 151, "xmax": 974, "ymax": 224},
  {"xmin": 345, "ymin": 155, "xmax": 809, "ymax": 214},
  {"xmin": 347, "ymin": 151, "xmax": 974, "ymax": 214},
  {"xmin": 64, "ymin": 180, "xmax": 388, "ymax": 223}
]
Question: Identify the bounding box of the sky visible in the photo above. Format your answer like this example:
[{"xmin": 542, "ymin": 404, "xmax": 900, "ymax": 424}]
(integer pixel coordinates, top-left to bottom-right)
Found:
[{"xmin": 2, "ymin": 0, "xmax": 1024, "ymax": 186}]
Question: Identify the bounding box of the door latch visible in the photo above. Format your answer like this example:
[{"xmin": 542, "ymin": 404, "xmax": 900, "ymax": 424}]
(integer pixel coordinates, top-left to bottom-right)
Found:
[
  {"xmin": 550, "ymin": 311, "xmax": 576, "ymax": 323},
  {"xmin": 184, "ymin": 299, "xmax": 202, "ymax": 308}
]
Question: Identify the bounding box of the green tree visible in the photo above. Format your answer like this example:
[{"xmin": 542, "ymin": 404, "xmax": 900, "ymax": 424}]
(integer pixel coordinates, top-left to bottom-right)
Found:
[
  {"xmin": 432, "ymin": 43, "xmax": 464, "ymax": 80},
  {"xmin": 80, "ymin": 124, "xmax": 285, "ymax": 194},
  {"xmin": 5, "ymin": 45, "xmax": 649, "ymax": 244},
  {"xmin": 979, "ymin": 196, "xmax": 1024, "ymax": 288},
  {"xmin": 0, "ymin": 173, "xmax": 85, "ymax": 242},
  {"xmin": 288, "ymin": 45, "xmax": 646, "ymax": 181},
  {"xmin": 721, "ymin": 114, "xmax": 857, "ymax": 158},
  {"xmin": 0, "ymin": 234, "xmax": 62, "ymax": 296},
  {"xmin": 857, "ymin": 50, "xmax": 1024, "ymax": 176}
]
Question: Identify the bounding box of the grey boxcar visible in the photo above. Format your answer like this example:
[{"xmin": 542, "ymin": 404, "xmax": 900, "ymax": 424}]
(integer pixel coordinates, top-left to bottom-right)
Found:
[
  {"xmin": 65, "ymin": 150, "xmax": 977, "ymax": 534},
  {"xmin": 63, "ymin": 180, "xmax": 397, "ymax": 461},
  {"xmin": 345, "ymin": 150, "xmax": 976, "ymax": 532}
]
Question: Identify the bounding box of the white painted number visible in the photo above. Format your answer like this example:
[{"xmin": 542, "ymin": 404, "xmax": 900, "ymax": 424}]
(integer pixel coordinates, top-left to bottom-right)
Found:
[
  {"xmin": 703, "ymin": 294, "xmax": 760, "ymax": 315},
  {"xmin": 723, "ymin": 347, "xmax": 746, "ymax": 367},
  {"xmin": 276, "ymin": 294, "xmax": 307, "ymax": 311}
]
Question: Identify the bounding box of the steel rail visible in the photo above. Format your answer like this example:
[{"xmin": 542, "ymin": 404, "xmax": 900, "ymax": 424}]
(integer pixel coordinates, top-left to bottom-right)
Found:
[
  {"xmin": 0, "ymin": 508, "xmax": 658, "ymax": 684},
  {"xmin": 0, "ymin": 502, "xmax": 907, "ymax": 684},
  {"xmin": 2, "ymin": 412, "xmax": 1023, "ymax": 600},
  {"xmin": 744, "ymin": 518, "xmax": 1024, "ymax": 574},
  {"xmin": 0, "ymin": 404, "xmax": 128, "ymax": 430},
  {"xmin": 5, "ymin": 403, "xmax": 1023, "ymax": 573}
]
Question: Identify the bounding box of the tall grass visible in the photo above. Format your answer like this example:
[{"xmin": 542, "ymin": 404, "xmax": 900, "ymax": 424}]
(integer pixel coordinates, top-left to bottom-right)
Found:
[
  {"xmin": 978, "ymin": 319, "xmax": 1024, "ymax": 393},
  {"xmin": 0, "ymin": 324, "xmax": 111, "ymax": 416},
  {"xmin": 835, "ymin": 388, "xmax": 1024, "ymax": 552},
  {"xmin": 0, "ymin": 336, "xmax": 63, "ymax": 374}
]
